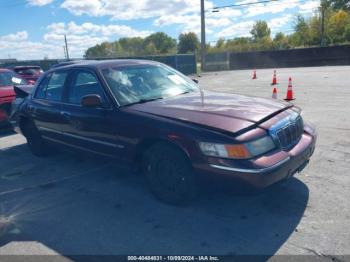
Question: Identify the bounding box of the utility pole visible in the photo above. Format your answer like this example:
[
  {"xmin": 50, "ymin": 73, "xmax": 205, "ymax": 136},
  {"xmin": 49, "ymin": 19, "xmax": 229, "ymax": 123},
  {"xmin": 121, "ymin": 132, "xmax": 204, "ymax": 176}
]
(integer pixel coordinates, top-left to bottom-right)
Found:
[
  {"xmin": 321, "ymin": 6, "xmax": 325, "ymax": 46},
  {"xmin": 200, "ymin": 0, "xmax": 206, "ymax": 71},
  {"xmin": 320, "ymin": 0, "xmax": 327, "ymax": 47},
  {"xmin": 64, "ymin": 34, "xmax": 70, "ymax": 60},
  {"xmin": 63, "ymin": 46, "xmax": 67, "ymax": 59}
]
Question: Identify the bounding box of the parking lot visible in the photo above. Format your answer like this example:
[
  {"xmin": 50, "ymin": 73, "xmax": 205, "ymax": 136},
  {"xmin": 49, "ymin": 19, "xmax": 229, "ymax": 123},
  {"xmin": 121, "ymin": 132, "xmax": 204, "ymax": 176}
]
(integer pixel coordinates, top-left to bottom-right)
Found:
[{"xmin": 0, "ymin": 66, "xmax": 349, "ymax": 258}]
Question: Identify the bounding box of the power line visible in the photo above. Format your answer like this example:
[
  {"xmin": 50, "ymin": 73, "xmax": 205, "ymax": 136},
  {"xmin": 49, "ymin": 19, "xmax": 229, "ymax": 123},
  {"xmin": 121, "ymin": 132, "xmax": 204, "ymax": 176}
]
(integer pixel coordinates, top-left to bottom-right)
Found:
[
  {"xmin": 209, "ymin": 0, "xmax": 318, "ymax": 11},
  {"xmin": 212, "ymin": 0, "xmax": 281, "ymax": 10}
]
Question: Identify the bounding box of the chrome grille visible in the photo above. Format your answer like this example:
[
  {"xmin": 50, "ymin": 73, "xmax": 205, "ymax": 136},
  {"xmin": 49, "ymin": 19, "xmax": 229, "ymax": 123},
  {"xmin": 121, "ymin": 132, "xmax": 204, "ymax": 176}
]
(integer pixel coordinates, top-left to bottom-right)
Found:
[{"xmin": 275, "ymin": 116, "xmax": 304, "ymax": 149}]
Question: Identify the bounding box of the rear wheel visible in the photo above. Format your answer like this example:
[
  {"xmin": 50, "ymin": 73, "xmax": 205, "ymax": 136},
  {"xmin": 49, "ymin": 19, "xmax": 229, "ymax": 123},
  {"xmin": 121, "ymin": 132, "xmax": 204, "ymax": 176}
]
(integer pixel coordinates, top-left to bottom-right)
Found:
[
  {"xmin": 21, "ymin": 119, "xmax": 50, "ymax": 157},
  {"xmin": 143, "ymin": 142, "xmax": 199, "ymax": 205}
]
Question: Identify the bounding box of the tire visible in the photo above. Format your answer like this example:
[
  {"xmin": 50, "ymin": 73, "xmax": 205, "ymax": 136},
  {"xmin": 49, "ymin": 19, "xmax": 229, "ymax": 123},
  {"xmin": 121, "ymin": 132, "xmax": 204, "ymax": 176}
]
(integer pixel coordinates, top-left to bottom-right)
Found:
[
  {"xmin": 22, "ymin": 120, "xmax": 50, "ymax": 157},
  {"xmin": 143, "ymin": 142, "xmax": 199, "ymax": 205}
]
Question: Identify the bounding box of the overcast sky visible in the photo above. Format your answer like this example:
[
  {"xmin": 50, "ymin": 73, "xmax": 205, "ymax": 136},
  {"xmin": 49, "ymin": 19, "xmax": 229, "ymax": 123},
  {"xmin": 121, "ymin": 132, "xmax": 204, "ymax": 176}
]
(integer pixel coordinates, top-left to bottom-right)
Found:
[{"xmin": 0, "ymin": 0, "xmax": 320, "ymax": 60}]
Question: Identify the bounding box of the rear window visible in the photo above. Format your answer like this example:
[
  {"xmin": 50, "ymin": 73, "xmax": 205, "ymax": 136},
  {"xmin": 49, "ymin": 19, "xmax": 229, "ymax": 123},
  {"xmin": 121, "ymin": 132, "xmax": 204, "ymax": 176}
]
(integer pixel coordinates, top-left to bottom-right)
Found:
[
  {"xmin": 14, "ymin": 68, "xmax": 43, "ymax": 76},
  {"xmin": 0, "ymin": 72, "xmax": 27, "ymax": 87}
]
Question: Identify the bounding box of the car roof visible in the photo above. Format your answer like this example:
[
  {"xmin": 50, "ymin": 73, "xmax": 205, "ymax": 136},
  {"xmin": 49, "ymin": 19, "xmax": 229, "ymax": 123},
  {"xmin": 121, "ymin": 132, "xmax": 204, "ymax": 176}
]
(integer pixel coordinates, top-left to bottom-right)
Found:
[
  {"xmin": 50, "ymin": 59, "xmax": 161, "ymax": 71},
  {"xmin": 50, "ymin": 60, "xmax": 89, "ymax": 69}
]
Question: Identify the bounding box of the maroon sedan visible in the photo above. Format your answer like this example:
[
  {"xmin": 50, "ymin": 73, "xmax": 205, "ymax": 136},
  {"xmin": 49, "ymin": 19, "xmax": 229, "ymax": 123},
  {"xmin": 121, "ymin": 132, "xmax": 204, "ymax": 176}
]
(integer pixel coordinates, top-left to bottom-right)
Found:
[
  {"xmin": 11, "ymin": 60, "xmax": 317, "ymax": 204},
  {"xmin": 0, "ymin": 68, "xmax": 27, "ymax": 126},
  {"xmin": 13, "ymin": 66, "xmax": 43, "ymax": 85}
]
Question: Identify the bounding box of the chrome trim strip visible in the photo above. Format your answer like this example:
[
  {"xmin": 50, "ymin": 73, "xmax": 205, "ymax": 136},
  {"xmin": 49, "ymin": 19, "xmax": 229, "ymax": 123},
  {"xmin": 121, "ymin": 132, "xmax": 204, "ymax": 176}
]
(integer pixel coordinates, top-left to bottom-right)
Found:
[
  {"xmin": 209, "ymin": 157, "xmax": 291, "ymax": 174},
  {"xmin": 62, "ymin": 132, "xmax": 124, "ymax": 149},
  {"xmin": 42, "ymin": 136, "xmax": 115, "ymax": 157},
  {"xmin": 38, "ymin": 126, "xmax": 124, "ymax": 149},
  {"xmin": 38, "ymin": 126, "xmax": 62, "ymax": 134}
]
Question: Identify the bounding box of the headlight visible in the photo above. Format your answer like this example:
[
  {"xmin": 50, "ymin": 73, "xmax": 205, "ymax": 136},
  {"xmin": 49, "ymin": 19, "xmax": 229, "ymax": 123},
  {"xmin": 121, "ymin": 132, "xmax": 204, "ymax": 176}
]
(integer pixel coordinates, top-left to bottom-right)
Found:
[
  {"xmin": 245, "ymin": 136, "xmax": 276, "ymax": 156},
  {"xmin": 198, "ymin": 136, "xmax": 275, "ymax": 159}
]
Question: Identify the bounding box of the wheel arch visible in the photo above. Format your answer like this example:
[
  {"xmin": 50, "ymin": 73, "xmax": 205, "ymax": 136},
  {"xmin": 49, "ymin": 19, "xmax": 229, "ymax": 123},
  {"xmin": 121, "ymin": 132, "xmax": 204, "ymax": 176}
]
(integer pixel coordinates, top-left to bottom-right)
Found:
[
  {"xmin": 134, "ymin": 136, "xmax": 193, "ymax": 171},
  {"xmin": 18, "ymin": 115, "xmax": 32, "ymax": 137}
]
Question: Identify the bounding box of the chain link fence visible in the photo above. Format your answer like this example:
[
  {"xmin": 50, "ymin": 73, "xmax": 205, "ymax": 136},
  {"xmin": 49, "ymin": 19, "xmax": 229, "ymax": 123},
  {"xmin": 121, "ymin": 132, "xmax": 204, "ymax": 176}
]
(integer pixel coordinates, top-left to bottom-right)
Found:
[{"xmin": 204, "ymin": 45, "xmax": 350, "ymax": 71}]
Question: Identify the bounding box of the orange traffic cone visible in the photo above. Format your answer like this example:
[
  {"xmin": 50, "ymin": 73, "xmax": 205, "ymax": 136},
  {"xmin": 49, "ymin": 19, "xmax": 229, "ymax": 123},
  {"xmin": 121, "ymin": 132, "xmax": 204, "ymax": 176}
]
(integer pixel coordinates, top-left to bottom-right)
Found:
[
  {"xmin": 272, "ymin": 87, "xmax": 278, "ymax": 99},
  {"xmin": 271, "ymin": 70, "xmax": 278, "ymax": 85},
  {"xmin": 252, "ymin": 68, "xmax": 257, "ymax": 79},
  {"xmin": 285, "ymin": 77, "xmax": 295, "ymax": 101}
]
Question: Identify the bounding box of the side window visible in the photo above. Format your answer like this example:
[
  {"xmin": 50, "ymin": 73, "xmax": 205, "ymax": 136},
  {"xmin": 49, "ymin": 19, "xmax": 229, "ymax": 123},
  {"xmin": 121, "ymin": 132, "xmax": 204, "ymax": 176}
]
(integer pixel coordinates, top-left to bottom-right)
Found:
[
  {"xmin": 68, "ymin": 71, "xmax": 106, "ymax": 105},
  {"xmin": 34, "ymin": 71, "xmax": 67, "ymax": 101},
  {"xmin": 35, "ymin": 75, "xmax": 49, "ymax": 99},
  {"xmin": 46, "ymin": 72, "xmax": 67, "ymax": 101}
]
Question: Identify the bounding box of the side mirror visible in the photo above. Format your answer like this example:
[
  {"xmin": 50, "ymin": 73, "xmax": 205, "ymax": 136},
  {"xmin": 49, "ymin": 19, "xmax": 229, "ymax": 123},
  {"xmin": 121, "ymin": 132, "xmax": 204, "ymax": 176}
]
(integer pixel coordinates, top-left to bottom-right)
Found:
[
  {"xmin": 192, "ymin": 78, "xmax": 199, "ymax": 84},
  {"xmin": 81, "ymin": 94, "xmax": 102, "ymax": 108}
]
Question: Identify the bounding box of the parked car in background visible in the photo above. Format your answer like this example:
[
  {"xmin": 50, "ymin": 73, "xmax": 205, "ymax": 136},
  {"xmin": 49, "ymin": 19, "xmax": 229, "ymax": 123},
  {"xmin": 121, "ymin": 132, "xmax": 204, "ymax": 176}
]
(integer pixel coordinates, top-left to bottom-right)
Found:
[
  {"xmin": 11, "ymin": 60, "xmax": 317, "ymax": 205},
  {"xmin": 0, "ymin": 68, "xmax": 28, "ymax": 127},
  {"xmin": 13, "ymin": 65, "xmax": 43, "ymax": 85}
]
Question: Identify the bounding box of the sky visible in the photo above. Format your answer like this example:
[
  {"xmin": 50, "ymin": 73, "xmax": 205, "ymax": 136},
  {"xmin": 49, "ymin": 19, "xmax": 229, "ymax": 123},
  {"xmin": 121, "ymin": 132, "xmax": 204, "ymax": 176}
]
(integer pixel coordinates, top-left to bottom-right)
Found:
[{"xmin": 0, "ymin": 0, "xmax": 320, "ymax": 60}]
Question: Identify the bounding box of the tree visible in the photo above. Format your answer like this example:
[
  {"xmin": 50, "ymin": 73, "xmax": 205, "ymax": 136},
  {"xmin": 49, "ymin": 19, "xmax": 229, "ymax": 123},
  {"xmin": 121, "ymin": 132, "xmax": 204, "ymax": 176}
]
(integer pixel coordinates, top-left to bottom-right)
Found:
[
  {"xmin": 85, "ymin": 42, "xmax": 115, "ymax": 58},
  {"xmin": 225, "ymin": 37, "xmax": 252, "ymax": 52},
  {"xmin": 328, "ymin": 9, "xmax": 350, "ymax": 43},
  {"xmin": 345, "ymin": 24, "xmax": 350, "ymax": 40},
  {"xmin": 273, "ymin": 32, "xmax": 290, "ymax": 49},
  {"xmin": 144, "ymin": 32, "xmax": 176, "ymax": 54},
  {"xmin": 215, "ymin": 38, "xmax": 226, "ymax": 49},
  {"xmin": 308, "ymin": 15, "xmax": 322, "ymax": 45},
  {"xmin": 292, "ymin": 15, "xmax": 310, "ymax": 46},
  {"xmin": 118, "ymin": 37, "xmax": 144, "ymax": 56},
  {"xmin": 326, "ymin": 0, "xmax": 350, "ymax": 11},
  {"xmin": 250, "ymin": 21, "xmax": 271, "ymax": 41},
  {"xmin": 177, "ymin": 32, "xmax": 200, "ymax": 54}
]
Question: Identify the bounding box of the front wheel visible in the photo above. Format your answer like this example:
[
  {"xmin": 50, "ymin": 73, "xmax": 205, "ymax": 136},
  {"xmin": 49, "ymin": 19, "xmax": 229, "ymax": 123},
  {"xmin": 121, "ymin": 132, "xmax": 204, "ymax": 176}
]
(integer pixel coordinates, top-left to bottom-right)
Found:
[{"xmin": 143, "ymin": 143, "xmax": 199, "ymax": 205}]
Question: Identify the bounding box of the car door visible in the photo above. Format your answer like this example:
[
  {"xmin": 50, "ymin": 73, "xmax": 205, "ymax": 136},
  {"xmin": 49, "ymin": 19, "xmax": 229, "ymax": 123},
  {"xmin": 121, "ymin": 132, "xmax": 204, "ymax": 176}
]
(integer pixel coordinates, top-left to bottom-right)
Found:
[
  {"xmin": 29, "ymin": 70, "xmax": 69, "ymax": 141},
  {"xmin": 60, "ymin": 68, "xmax": 124, "ymax": 157}
]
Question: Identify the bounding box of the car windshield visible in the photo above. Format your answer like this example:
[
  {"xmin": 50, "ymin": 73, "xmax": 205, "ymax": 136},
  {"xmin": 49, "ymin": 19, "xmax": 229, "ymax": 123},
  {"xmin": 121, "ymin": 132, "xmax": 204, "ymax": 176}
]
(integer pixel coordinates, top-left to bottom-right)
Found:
[
  {"xmin": 0, "ymin": 71, "xmax": 27, "ymax": 87},
  {"xmin": 101, "ymin": 64, "xmax": 199, "ymax": 106},
  {"xmin": 15, "ymin": 67, "xmax": 43, "ymax": 75}
]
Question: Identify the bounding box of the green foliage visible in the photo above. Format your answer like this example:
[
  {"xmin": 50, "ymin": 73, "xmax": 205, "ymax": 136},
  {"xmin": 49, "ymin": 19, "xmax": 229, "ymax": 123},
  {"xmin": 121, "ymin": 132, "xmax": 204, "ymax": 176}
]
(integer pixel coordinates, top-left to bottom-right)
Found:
[
  {"xmin": 85, "ymin": 5, "xmax": 350, "ymax": 58},
  {"xmin": 326, "ymin": 0, "xmax": 350, "ymax": 11},
  {"xmin": 250, "ymin": 20, "xmax": 271, "ymax": 41},
  {"xmin": 292, "ymin": 15, "xmax": 310, "ymax": 46},
  {"xmin": 144, "ymin": 32, "xmax": 177, "ymax": 54},
  {"xmin": 206, "ymin": 8, "xmax": 350, "ymax": 54},
  {"xmin": 345, "ymin": 24, "xmax": 350, "ymax": 40},
  {"xmin": 273, "ymin": 32, "xmax": 290, "ymax": 49},
  {"xmin": 178, "ymin": 32, "xmax": 200, "ymax": 54},
  {"xmin": 85, "ymin": 32, "xmax": 176, "ymax": 58},
  {"xmin": 328, "ymin": 10, "xmax": 350, "ymax": 43}
]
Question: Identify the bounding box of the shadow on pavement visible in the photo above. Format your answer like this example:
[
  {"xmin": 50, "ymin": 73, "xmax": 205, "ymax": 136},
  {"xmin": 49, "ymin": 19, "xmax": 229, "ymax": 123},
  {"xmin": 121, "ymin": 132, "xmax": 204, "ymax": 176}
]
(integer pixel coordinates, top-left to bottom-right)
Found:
[
  {"xmin": 0, "ymin": 143, "xmax": 309, "ymax": 257},
  {"xmin": 0, "ymin": 127, "xmax": 15, "ymax": 138}
]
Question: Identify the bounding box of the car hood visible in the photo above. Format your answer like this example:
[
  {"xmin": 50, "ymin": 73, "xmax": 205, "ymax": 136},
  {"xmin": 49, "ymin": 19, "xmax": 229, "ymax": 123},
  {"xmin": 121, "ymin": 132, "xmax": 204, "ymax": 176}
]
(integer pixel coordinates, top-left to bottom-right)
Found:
[{"xmin": 127, "ymin": 90, "xmax": 292, "ymax": 134}]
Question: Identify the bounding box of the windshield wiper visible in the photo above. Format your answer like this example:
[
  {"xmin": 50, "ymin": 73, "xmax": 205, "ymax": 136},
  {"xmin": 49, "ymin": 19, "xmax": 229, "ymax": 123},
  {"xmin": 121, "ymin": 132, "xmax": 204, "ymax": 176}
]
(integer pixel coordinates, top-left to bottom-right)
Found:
[{"xmin": 121, "ymin": 97, "xmax": 164, "ymax": 107}]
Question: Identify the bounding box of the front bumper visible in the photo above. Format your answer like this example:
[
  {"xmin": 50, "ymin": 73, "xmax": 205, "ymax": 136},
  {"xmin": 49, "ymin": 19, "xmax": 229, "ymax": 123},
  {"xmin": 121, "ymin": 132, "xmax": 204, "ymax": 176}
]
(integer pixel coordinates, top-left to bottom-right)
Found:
[{"xmin": 194, "ymin": 131, "xmax": 317, "ymax": 189}]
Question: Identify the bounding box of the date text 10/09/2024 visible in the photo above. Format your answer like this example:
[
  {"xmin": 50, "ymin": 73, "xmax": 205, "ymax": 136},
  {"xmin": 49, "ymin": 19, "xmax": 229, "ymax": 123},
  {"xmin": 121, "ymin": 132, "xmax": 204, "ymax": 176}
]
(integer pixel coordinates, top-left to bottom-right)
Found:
[{"xmin": 127, "ymin": 256, "xmax": 220, "ymax": 261}]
